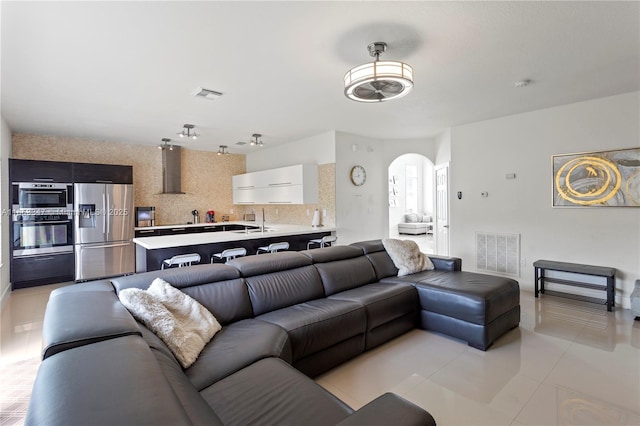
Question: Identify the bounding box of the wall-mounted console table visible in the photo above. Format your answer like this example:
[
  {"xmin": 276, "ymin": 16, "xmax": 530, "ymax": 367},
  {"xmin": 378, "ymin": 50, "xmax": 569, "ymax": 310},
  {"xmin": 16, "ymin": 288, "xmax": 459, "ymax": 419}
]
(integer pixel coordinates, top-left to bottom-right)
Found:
[{"xmin": 533, "ymin": 259, "xmax": 616, "ymax": 311}]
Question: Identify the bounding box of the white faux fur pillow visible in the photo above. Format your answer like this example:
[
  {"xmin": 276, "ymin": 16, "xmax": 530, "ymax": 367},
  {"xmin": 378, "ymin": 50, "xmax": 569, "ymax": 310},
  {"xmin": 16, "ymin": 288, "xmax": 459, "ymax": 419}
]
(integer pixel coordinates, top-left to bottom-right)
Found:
[
  {"xmin": 119, "ymin": 278, "xmax": 221, "ymax": 368},
  {"xmin": 382, "ymin": 238, "xmax": 435, "ymax": 277}
]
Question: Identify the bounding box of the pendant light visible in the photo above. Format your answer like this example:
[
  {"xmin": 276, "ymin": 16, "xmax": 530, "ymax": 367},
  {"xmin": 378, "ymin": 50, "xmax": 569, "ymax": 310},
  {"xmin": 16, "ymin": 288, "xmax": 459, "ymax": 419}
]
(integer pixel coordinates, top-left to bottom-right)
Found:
[{"xmin": 344, "ymin": 42, "xmax": 413, "ymax": 103}]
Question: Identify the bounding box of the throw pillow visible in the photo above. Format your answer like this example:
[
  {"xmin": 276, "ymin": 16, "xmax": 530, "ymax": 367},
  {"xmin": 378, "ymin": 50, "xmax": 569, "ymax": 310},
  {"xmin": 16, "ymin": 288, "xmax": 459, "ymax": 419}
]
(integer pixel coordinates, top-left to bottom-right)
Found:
[
  {"xmin": 404, "ymin": 213, "xmax": 419, "ymax": 223},
  {"xmin": 382, "ymin": 238, "xmax": 435, "ymax": 277},
  {"xmin": 119, "ymin": 279, "xmax": 221, "ymax": 369}
]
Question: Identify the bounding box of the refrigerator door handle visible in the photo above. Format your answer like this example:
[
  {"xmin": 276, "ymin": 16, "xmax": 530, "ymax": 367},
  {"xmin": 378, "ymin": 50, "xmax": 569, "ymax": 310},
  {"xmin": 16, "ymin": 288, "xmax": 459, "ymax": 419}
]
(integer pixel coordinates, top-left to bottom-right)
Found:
[
  {"xmin": 102, "ymin": 192, "xmax": 107, "ymax": 235},
  {"xmin": 105, "ymin": 190, "xmax": 110, "ymax": 236},
  {"xmin": 81, "ymin": 242, "xmax": 131, "ymax": 249}
]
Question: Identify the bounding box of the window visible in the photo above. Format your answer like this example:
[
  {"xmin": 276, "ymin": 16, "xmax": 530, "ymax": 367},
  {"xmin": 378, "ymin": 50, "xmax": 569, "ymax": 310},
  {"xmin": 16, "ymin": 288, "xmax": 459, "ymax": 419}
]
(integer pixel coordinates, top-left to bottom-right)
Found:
[{"xmin": 405, "ymin": 164, "xmax": 418, "ymax": 213}]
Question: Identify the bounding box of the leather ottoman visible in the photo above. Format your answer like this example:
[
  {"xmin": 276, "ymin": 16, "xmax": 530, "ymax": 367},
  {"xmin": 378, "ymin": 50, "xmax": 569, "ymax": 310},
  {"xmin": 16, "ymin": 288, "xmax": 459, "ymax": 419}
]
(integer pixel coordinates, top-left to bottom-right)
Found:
[{"xmin": 413, "ymin": 271, "xmax": 520, "ymax": 350}]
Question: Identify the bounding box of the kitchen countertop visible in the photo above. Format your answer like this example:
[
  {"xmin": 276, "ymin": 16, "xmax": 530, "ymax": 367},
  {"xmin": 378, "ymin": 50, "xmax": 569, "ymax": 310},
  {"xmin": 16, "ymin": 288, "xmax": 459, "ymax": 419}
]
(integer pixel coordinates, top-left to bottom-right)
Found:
[{"xmin": 133, "ymin": 222, "xmax": 335, "ymax": 250}]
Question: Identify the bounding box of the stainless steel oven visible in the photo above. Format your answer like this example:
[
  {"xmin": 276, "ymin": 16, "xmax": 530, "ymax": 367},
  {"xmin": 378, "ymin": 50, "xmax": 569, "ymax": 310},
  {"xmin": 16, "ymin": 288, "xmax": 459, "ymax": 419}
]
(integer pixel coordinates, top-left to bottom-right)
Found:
[
  {"xmin": 12, "ymin": 182, "xmax": 72, "ymax": 214},
  {"xmin": 12, "ymin": 214, "xmax": 74, "ymax": 257}
]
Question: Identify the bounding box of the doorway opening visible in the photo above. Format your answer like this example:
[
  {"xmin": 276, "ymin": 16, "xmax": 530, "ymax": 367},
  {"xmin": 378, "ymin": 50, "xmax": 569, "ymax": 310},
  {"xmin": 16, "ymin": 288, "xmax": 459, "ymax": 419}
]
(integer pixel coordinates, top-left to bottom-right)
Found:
[{"xmin": 388, "ymin": 153, "xmax": 435, "ymax": 254}]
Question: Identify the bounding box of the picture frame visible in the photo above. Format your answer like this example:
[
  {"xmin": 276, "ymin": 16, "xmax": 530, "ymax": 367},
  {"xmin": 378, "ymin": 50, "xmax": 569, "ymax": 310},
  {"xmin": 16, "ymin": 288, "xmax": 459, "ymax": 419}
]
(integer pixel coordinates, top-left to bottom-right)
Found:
[{"xmin": 552, "ymin": 147, "xmax": 640, "ymax": 207}]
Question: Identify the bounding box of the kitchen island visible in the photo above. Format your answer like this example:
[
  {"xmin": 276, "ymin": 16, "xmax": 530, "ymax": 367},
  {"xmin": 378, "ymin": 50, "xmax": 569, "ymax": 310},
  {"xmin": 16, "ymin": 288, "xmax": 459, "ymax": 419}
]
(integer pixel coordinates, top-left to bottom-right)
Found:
[{"xmin": 133, "ymin": 222, "xmax": 334, "ymax": 272}]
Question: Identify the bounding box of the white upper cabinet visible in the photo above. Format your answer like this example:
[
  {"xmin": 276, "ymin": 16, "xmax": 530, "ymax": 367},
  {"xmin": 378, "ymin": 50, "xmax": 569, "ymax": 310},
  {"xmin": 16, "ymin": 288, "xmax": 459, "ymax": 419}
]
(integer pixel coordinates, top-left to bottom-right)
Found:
[{"xmin": 232, "ymin": 164, "xmax": 318, "ymax": 205}]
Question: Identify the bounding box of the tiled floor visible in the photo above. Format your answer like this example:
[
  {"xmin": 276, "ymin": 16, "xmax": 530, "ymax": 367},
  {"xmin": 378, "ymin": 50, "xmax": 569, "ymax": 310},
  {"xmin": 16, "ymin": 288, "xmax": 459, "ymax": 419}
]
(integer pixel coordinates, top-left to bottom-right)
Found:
[
  {"xmin": 1, "ymin": 283, "xmax": 639, "ymax": 425},
  {"xmin": 316, "ymin": 292, "xmax": 640, "ymax": 425}
]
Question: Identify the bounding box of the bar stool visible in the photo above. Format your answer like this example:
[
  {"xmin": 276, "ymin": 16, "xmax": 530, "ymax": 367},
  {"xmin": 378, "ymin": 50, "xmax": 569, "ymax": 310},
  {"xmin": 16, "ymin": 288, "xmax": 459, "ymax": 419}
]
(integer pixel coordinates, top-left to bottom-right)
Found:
[
  {"xmin": 211, "ymin": 247, "xmax": 247, "ymax": 263},
  {"xmin": 307, "ymin": 235, "xmax": 337, "ymax": 250},
  {"xmin": 161, "ymin": 253, "xmax": 201, "ymax": 270},
  {"xmin": 256, "ymin": 242, "xmax": 289, "ymax": 254}
]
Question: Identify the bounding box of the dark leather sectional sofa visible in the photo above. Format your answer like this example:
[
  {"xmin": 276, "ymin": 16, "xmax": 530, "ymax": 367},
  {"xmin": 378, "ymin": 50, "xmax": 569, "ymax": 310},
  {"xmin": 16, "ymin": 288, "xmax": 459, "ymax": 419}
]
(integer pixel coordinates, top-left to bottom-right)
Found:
[{"xmin": 26, "ymin": 240, "xmax": 520, "ymax": 426}]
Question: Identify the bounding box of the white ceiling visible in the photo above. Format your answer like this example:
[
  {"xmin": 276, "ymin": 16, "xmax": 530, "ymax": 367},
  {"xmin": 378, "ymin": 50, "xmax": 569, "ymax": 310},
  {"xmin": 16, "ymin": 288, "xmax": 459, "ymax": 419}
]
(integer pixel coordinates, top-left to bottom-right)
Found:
[{"xmin": 2, "ymin": 1, "xmax": 638, "ymax": 153}]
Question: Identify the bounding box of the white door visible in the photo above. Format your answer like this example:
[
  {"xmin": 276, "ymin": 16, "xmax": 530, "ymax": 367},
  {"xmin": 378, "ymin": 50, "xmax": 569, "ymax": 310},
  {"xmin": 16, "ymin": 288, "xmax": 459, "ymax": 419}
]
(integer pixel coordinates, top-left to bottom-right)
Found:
[{"xmin": 435, "ymin": 164, "xmax": 450, "ymax": 256}]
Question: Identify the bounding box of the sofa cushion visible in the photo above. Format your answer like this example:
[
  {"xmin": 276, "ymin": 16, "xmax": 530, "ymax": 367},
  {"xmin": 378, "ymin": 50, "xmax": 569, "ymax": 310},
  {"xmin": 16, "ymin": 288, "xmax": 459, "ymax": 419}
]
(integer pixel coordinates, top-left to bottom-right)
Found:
[
  {"xmin": 404, "ymin": 213, "xmax": 420, "ymax": 223},
  {"xmin": 186, "ymin": 319, "xmax": 291, "ymax": 391},
  {"xmin": 415, "ymin": 271, "xmax": 520, "ymax": 325},
  {"xmin": 380, "ymin": 269, "xmax": 449, "ymax": 285},
  {"xmin": 119, "ymin": 280, "xmax": 221, "ymax": 368},
  {"xmin": 382, "ymin": 238, "xmax": 434, "ymax": 276},
  {"xmin": 256, "ymin": 298, "xmax": 366, "ymax": 361},
  {"xmin": 329, "ymin": 282, "xmax": 418, "ymax": 330},
  {"xmin": 201, "ymin": 357, "xmax": 352, "ymax": 426},
  {"xmin": 314, "ymin": 257, "xmax": 377, "ymax": 295},
  {"xmin": 150, "ymin": 346, "xmax": 225, "ymax": 425},
  {"xmin": 245, "ymin": 264, "xmax": 325, "ymax": 316},
  {"xmin": 181, "ymin": 277, "xmax": 253, "ymax": 325}
]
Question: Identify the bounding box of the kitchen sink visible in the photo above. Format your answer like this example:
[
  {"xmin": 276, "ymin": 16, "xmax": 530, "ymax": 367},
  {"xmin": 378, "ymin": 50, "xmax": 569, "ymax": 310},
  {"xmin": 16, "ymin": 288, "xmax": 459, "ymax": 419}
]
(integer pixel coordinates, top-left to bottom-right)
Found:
[{"xmin": 232, "ymin": 228, "xmax": 277, "ymax": 234}]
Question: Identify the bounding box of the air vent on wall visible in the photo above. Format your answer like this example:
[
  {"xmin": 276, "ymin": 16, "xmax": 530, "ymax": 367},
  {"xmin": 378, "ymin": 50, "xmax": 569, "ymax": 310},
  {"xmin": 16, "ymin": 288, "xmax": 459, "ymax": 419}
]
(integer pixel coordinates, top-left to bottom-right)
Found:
[
  {"xmin": 476, "ymin": 232, "xmax": 520, "ymax": 276},
  {"xmin": 193, "ymin": 87, "xmax": 223, "ymax": 100}
]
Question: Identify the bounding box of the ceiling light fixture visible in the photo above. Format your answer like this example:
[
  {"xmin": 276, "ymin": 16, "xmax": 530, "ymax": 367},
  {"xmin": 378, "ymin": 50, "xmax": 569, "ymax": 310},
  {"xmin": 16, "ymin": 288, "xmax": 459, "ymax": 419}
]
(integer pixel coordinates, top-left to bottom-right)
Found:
[
  {"xmin": 158, "ymin": 138, "xmax": 174, "ymax": 151},
  {"xmin": 344, "ymin": 42, "xmax": 414, "ymax": 103},
  {"xmin": 217, "ymin": 145, "xmax": 229, "ymax": 156},
  {"xmin": 250, "ymin": 133, "xmax": 264, "ymax": 147},
  {"xmin": 178, "ymin": 124, "xmax": 198, "ymax": 139}
]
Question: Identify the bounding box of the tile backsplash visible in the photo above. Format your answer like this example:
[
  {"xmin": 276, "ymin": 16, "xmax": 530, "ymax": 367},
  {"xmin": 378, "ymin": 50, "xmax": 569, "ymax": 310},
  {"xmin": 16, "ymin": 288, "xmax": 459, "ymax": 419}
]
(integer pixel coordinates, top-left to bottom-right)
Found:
[{"xmin": 12, "ymin": 133, "xmax": 335, "ymax": 227}]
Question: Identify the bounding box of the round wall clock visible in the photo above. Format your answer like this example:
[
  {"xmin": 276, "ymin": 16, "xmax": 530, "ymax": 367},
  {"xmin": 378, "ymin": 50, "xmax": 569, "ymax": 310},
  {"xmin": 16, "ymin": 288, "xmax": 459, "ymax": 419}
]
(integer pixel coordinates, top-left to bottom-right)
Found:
[{"xmin": 350, "ymin": 165, "xmax": 367, "ymax": 186}]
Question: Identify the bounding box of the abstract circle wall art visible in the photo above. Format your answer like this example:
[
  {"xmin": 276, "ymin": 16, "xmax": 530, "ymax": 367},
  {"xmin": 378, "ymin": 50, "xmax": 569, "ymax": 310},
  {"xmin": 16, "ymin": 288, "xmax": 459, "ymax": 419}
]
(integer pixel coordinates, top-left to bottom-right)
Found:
[{"xmin": 552, "ymin": 148, "xmax": 640, "ymax": 207}]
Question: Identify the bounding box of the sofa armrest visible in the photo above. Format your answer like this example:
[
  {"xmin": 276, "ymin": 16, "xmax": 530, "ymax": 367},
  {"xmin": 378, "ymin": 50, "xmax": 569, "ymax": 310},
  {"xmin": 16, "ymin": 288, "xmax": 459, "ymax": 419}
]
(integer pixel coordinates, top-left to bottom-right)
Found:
[
  {"xmin": 42, "ymin": 289, "xmax": 141, "ymax": 360},
  {"xmin": 335, "ymin": 393, "xmax": 435, "ymax": 426},
  {"xmin": 428, "ymin": 255, "xmax": 462, "ymax": 271},
  {"xmin": 27, "ymin": 336, "xmax": 197, "ymax": 426}
]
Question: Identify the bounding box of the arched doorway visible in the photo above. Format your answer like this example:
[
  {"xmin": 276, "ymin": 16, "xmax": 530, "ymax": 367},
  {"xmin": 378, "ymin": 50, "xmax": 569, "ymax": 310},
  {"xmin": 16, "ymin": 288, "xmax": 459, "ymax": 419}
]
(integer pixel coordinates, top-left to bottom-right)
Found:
[{"xmin": 388, "ymin": 153, "xmax": 435, "ymax": 254}]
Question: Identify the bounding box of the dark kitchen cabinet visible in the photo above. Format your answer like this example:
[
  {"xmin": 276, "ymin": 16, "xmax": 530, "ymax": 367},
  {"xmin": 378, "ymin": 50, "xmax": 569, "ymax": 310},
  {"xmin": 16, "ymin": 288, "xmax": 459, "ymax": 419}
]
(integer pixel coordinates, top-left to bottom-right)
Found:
[
  {"xmin": 73, "ymin": 162, "xmax": 133, "ymax": 184},
  {"xmin": 11, "ymin": 253, "xmax": 75, "ymax": 289},
  {"xmin": 135, "ymin": 229, "xmax": 160, "ymax": 237},
  {"xmin": 9, "ymin": 159, "xmax": 73, "ymax": 183}
]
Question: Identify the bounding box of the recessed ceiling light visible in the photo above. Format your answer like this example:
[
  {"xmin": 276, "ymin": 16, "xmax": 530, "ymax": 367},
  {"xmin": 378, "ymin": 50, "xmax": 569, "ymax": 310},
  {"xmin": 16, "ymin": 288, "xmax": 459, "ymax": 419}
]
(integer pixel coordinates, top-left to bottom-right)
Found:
[{"xmin": 193, "ymin": 87, "xmax": 223, "ymax": 100}]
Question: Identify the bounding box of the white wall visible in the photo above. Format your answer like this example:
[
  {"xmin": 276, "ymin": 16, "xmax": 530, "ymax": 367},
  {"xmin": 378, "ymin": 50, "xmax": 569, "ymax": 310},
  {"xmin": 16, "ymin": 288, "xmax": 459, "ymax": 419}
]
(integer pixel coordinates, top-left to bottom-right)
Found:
[
  {"xmin": 245, "ymin": 131, "xmax": 336, "ymax": 171},
  {"xmin": 335, "ymin": 132, "xmax": 386, "ymax": 244},
  {"xmin": 335, "ymin": 133, "xmax": 439, "ymax": 244},
  {"xmin": 0, "ymin": 116, "xmax": 12, "ymax": 309},
  {"xmin": 450, "ymin": 91, "xmax": 640, "ymax": 307}
]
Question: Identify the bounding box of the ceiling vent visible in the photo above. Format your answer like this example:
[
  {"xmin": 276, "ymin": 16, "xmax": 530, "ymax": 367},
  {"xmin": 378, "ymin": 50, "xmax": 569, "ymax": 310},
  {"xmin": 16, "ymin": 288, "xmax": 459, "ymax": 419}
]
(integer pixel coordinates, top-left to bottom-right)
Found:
[
  {"xmin": 235, "ymin": 141, "xmax": 247, "ymax": 146},
  {"xmin": 193, "ymin": 87, "xmax": 223, "ymax": 100}
]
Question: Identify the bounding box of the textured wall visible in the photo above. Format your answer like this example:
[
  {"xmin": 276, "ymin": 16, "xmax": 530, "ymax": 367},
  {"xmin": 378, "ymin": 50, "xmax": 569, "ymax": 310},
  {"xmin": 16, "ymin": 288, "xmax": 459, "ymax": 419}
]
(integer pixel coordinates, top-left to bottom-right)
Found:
[{"xmin": 12, "ymin": 133, "xmax": 336, "ymax": 227}]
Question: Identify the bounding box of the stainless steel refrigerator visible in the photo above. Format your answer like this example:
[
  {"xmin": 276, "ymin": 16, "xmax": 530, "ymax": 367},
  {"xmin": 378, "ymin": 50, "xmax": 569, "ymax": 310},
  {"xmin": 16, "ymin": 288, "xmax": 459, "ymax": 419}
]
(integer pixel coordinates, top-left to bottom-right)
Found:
[{"xmin": 74, "ymin": 183, "xmax": 134, "ymax": 281}]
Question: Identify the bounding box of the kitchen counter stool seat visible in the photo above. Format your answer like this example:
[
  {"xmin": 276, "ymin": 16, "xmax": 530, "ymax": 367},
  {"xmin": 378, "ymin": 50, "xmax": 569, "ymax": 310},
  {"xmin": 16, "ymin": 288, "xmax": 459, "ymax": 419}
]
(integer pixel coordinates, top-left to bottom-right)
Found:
[
  {"xmin": 256, "ymin": 242, "xmax": 289, "ymax": 254},
  {"xmin": 211, "ymin": 247, "xmax": 247, "ymax": 263},
  {"xmin": 161, "ymin": 253, "xmax": 201, "ymax": 269},
  {"xmin": 307, "ymin": 235, "xmax": 337, "ymax": 250}
]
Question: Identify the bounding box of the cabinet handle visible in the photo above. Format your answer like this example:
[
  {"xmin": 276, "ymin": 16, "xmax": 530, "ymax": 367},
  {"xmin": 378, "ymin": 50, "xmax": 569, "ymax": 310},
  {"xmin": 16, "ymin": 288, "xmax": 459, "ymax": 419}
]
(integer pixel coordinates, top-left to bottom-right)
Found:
[
  {"xmin": 236, "ymin": 202, "xmax": 255, "ymax": 204},
  {"xmin": 171, "ymin": 228, "xmax": 186, "ymax": 232},
  {"xmin": 138, "ymin": 230, "xmax": 155, "ymax": 234},
  {"xmin": 33, "ymin": 178, "xmax": 54, "ymax": 182},
  {"xmin": 237, "ymin": 185, "xmax": 255, "ymax": 189},
  {"xmin": 268, "ymin": 182, "xmax": 292, "ymax": 186},
  {"xmin": 34, "ymin": 256, "xmax": 55, "ymax": 261},
  {"xmin": 96, "ymin": 180, "xmax": 113, "ymax": 183},
  {"xmin": 268, "ymin": 201, "xmax": 292, "ymax": 204}
]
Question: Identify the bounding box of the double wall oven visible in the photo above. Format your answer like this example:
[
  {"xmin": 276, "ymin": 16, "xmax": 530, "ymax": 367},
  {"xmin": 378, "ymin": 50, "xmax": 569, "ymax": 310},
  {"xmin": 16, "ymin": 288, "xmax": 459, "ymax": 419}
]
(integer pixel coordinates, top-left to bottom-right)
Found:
[{"xmin": 11, "ymin": 182, "xmax": 74, "ymax": 257}]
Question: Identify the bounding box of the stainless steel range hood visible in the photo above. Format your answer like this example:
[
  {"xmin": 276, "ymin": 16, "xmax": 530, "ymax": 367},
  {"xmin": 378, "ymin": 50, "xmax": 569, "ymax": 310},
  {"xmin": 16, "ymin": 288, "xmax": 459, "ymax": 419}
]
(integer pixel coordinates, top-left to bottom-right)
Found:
[{"xmin": 161, "ymin": 146, "xmax": 185, "ymax": 194}]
